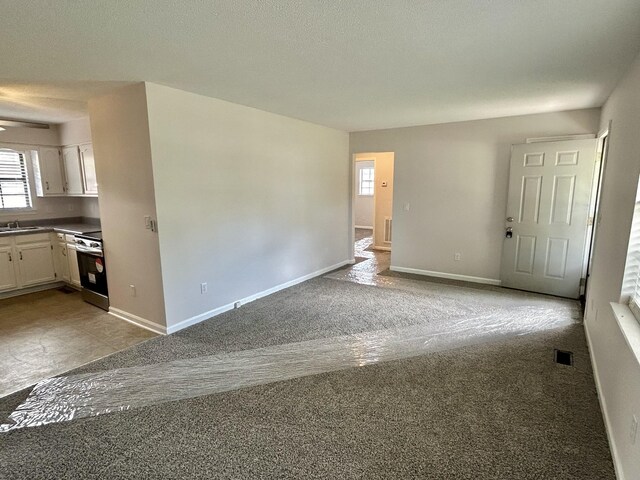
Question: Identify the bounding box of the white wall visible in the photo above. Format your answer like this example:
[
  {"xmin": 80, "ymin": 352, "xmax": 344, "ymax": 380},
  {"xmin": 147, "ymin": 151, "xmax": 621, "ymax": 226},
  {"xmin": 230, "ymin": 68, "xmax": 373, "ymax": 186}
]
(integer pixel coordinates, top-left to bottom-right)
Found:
[
  {"xmin": 88, "ymin": 83, "xmax": 167, "ymax": 329},
  {"xmin": 354, "ymin": 160, "xmax": 374, "ymax": 228},
  {"xmin": 584, "ymin": 52, "xmax": 640, "ymax": 479},
  {"xmin": 350, "ymin": 108, "xmax": 601, "ymax": 282},
  {"xmin": 59, "ymin": 117, "xmax": 92, "ymax": 146},
  {"xmin": 0, "ymin": 124, "xmax": 59, "ymax": 146},
  {"xmin": 144, "ymin": 82, "xmax": 350, "ymax": 329}
]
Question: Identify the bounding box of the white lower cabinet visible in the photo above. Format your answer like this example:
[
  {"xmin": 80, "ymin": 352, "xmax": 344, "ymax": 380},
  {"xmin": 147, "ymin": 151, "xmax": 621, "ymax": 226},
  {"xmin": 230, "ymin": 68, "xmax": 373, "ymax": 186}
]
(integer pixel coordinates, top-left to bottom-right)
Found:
[
  {"xmin": 66, "ymin": 242, "xmax": 81, "ymax": 288},
  {"xmin": 0, "ymin": 234, "xmax": 55, "ymax": 292},
  {"xmin": 15, "ymin": 241, "xmax": 56, "ymax": 287},
  {"xmin": 0, "ymin": 245, "xmax": 18, "ymax": 292},
  {"xmin": 54, "ymin": 241, "xmax": 71, "ymax": 283},
  {"xmin": 0, "ymin": 232, "xmax": 81, "ymax": 296}
]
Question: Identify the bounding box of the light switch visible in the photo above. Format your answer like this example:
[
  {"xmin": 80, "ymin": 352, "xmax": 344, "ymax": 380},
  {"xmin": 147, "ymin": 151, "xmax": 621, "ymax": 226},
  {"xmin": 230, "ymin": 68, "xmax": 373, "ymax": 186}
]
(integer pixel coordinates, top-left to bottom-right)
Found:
[
  {"xmin": 144, "ymin": 215, "xmax": 151, "ymax": 229},
  {"xmin": 404, "ymin": 203, "xmax": 410, "ymax": 212}
]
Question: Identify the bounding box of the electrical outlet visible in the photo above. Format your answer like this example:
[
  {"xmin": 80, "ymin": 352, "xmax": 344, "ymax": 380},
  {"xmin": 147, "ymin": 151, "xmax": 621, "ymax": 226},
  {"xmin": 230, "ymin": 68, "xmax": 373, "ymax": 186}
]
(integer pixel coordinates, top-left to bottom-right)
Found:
[
  {"xmin": 404, "ymin": 203, "xmax": 410, "ymax": 212},
  {"xmin": 454, "ymin": 253, "xmax": 461, "ymax": 261},
  {"xmin": 200, "ymin": 282, "xmax": 208, "ymax": 294},
  {"xmin": 631, "ymin": 415, "xmax": 638, "ymax": 445},
  {"xmin": 129, "ymin": 284, "xmax": 136, "ymax": 297},
  {"xmin": 144, "ymin": 215, "xmax": 151, "ymax": 229}
]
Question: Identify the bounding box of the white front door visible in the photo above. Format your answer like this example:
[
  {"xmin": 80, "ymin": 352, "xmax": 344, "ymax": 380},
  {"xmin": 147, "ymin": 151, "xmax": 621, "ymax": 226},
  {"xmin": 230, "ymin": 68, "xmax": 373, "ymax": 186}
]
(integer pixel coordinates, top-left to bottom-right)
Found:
[{"xmin": 500, "ymin": 139, "xmax": 597, "ymax": 298}]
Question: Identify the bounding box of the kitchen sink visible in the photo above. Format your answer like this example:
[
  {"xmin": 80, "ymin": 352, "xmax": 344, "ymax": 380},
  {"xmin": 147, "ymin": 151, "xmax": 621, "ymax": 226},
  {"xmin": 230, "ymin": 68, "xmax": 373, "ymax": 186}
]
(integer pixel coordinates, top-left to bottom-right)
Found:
[{"xmin": 0, "ymin": 226, "xmax": 44, "ymax": 233}]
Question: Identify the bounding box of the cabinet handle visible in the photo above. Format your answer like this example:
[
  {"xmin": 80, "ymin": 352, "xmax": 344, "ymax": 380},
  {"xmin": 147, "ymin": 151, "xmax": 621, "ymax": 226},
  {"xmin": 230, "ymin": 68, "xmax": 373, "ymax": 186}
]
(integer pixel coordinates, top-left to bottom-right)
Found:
[
  {"xmin": 8, "ymin": 253, "xmax": 11, "ymax": 262},
  {"xmin": 45, "ymin": 181, "xmax": 49, "ymax": 190},
  {"xmin": 62, "ymin": 249, "xmax": 66, "ymax": 257},
  {"xmin": 19, "ymin": 251, "xmax": 22, "ymax": 261}
]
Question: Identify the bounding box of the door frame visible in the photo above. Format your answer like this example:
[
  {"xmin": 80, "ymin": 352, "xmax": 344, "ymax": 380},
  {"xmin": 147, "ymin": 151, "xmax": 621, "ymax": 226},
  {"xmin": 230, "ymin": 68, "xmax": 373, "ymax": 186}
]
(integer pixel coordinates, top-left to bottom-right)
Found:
[
  {"xmin": 351, "ymin": 155, "xmax": 377, "ymax": 260},
  {"xmin": 583, "ymin": 122, "xmax": 611, "ymax": 301}
]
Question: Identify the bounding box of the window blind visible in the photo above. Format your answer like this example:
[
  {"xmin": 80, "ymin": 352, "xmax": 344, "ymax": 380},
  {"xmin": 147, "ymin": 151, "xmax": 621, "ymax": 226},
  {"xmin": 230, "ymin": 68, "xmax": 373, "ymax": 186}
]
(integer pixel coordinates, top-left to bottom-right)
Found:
[
  {"xmin": 627, "ymin": 190, "xmax": 640, "ymax": 320},
  {"xmin": 0, "ymin": 149, "xmax": 31, "ymax": 209}
]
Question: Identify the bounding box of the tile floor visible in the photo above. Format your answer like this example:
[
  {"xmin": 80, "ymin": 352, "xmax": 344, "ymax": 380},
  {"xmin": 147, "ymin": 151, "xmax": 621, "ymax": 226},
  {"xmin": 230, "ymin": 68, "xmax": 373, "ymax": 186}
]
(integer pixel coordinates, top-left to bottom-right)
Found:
[{"xmin": 0, "ymin": 288, "xmax": 157, "ymax": 397}]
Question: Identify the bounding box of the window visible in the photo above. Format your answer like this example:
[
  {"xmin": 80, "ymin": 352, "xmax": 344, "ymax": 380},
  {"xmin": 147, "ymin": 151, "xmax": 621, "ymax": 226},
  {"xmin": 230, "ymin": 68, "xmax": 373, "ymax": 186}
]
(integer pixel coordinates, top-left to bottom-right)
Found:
[
  {"xmin": 0, "ymin": 149, "xmax": 32, "ymax": 210},
  {"xmin": 359, "ymin": 166, "xmax": 374, "ymax": 196},
  {"xmin": 626, "ymin": 176, "xmax": 640, "ymax": 321}
]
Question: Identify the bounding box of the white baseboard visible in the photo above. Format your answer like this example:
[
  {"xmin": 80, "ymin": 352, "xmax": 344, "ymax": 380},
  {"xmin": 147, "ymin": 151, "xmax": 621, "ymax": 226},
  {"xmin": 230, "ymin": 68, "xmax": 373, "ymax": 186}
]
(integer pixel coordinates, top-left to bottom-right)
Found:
[
  {"xmin": 584, "ymin": 320, "xmax": 625, "ymax": 480},
  {"xmin": 0, "ymin": 281, "xmax": 65, "ymax": 300},
  {"xmin": 390, "ymin": 266, "xmax": 501, "ymax": 286},
  {"xmin": 355, "ymin": 225, "xmax": 373, "ymax": 230},
  {"xmin": 166, "ymin": 259, "xmax": 352, "ymax": 334},
  {"xmin": 374, "ymin": 246, "xmax": 391, "ymax": 251},
  {"xmin": 109, "ymin": 307, "xmax": 167, "ymax": 335}
]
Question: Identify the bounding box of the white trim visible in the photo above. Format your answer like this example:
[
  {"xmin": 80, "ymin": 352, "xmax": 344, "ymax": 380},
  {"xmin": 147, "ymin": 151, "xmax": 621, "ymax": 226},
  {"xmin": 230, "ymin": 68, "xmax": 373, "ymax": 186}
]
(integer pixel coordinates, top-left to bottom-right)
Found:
[
  {"xmin": 109, "ymin": 307, "xmax": 167, "ymax": 335},
  {"xmin": 0, "ymin": 281, "xmax": 65, "ymax": 300},
  {"xmin": 166, "ymin": 259, "xmax": 352, "ymax": 334},
  {"xmin": 390, "ymin": 266, "xmax": 502, "ymax": 286},
  {"xmin": 373, "ymin": 245, "xmax": 392, "ymax": 251},
  {"xmin": 526, "ymin": 134, "xmax": 596, "ymax": 143},
  {"xmin": 355, "ymin": 225, "xmax": 373, "ymax": 230},
  {"xmin": 584, "ymin": 318, "xmax": 625, "ymax": 480}
]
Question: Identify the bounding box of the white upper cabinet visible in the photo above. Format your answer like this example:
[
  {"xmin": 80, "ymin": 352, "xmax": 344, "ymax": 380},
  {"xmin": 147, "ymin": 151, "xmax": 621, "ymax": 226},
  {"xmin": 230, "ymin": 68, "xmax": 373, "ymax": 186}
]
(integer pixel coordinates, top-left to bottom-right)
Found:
[
  {"xmin": 79, "ymin": 144, "xmax": 98, "ymax": 195},
  {"xmin": 35, "ymin": 147, "xmax": 65, "ymax": 196},
  {"xmin": 63, "ymin": 146, "xmax": 84, "ymax": 195},
  {"xmin": 32, "ymin": 144, "xmax": 98, "ymax": 198}
]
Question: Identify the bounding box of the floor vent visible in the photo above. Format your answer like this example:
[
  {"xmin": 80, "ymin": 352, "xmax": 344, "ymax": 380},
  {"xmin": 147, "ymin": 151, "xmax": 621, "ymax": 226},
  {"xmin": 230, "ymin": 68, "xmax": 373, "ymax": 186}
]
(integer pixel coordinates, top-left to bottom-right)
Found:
[
  {"xmin": 57, "ymin": 287, "xmax": 76, "ymax": 294},
  {"xmin": 554, "ymin": 349, "xmax": 573, "ymax": 366}
]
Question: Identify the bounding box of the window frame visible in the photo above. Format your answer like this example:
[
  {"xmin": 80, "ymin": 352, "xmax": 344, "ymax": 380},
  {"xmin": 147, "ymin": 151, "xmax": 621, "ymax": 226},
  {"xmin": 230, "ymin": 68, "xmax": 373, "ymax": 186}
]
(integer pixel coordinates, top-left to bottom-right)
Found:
[
  {"xmin": 358, "ymin": 166, "xmax": 374, "ymax": 197},
  {"xmin": 0, "ymin": 147, "xmax": 34, "ymax": 212}
]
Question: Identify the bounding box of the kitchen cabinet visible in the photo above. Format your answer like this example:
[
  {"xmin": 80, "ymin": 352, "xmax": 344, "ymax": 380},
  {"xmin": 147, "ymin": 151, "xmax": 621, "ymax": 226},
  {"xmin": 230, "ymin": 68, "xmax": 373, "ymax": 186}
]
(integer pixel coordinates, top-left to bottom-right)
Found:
[
  {"xmin": 0, "ymin": 245, "xmax": 18, "ymax": 292},
  {"xmin": 63, "ymin": 146, "xmax": 84, "ymax": 195},
  {"xmin": 33, "ymin": 144, "xmax": 98, "ymax": 197},
  {"xmin": 0, "ymin": 234, "xmax": 56, "ymax": 291},
  {"xmin": 67, "ymin": 242, "xmax": 81, "ymax": 288},
  {"xmin": 16, "ymin": 241, "xmax": 56, "ymax": 287},
  {"xmin": 53, "ymin": 232, "xmax": 80, "ymax": 287},
  {"xmin": 54, "ymin": 240, "xmax": 71, "ymax": 283},
  {"xmin": 34, "ymin": 147, "xmax": 65, "ymax": 196},
  {"xmin": 79, "ymin": 144, "xmax": 98, "ymax": 194}
]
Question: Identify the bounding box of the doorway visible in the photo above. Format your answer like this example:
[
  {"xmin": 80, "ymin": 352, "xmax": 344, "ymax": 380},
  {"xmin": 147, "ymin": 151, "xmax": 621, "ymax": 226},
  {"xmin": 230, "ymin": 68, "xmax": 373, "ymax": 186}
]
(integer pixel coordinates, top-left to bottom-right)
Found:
[{"xmin": 331, "ymin": 152, "xmax": 395, "ymax": 286}]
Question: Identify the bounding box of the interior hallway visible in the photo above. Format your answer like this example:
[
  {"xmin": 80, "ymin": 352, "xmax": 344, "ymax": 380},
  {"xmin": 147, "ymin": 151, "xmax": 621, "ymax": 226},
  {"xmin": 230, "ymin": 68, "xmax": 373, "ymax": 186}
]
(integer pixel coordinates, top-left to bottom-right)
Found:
[{"xmin": 0, "ymin": 289, "xmax": 157, "ymax": 398}]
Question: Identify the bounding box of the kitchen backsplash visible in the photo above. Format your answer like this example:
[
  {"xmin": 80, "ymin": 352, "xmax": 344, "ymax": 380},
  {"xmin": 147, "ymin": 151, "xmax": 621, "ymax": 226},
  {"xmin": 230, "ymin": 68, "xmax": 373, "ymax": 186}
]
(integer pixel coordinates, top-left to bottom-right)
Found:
[{"xmin": 0, "ymin": 196, "xmax": 100, "ymax": 223}]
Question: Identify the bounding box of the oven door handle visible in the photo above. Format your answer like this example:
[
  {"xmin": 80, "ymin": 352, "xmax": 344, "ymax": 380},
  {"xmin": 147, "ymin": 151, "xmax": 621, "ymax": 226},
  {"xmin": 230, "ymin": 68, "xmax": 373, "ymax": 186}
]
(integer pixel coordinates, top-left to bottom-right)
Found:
[{"xmin": 76, "ymin": 245, "xmax": 103, "ymax": 256}]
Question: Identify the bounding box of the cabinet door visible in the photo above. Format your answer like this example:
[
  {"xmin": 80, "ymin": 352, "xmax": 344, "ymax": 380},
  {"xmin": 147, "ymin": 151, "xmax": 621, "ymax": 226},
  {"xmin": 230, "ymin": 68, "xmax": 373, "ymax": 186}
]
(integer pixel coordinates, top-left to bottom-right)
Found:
[
  {"xmin": 63, "ymin": 146, "xmax": 84, "ymax": 195},
  {"xmin": 39, "ymin": 147, "xmax": 65, "ymax": 196},
  {"xmin": 67, "ymin": 243, "xmax": 81, "ymax": 287},
  {"xmin": 0, "ymin": 246, "xmax": 18, "ymax": 292},
  {"xmin": 54, "ymin": 241, "xmax": 70, "ymax": 283},
  {"xmin": 80, "ymin": 144, "xmax": 98, "ymax": 195},
  {"xmin": 17, "ymin": 242, "xmax": 56, "ymax": 287}
]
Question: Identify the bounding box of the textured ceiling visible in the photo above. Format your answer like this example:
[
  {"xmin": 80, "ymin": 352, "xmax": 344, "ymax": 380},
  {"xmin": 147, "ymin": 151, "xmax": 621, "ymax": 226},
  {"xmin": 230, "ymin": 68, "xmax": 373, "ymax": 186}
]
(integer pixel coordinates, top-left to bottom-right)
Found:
[{"xmin": 0, "ymin": 0, "xmax": 639, "ymax": 130}]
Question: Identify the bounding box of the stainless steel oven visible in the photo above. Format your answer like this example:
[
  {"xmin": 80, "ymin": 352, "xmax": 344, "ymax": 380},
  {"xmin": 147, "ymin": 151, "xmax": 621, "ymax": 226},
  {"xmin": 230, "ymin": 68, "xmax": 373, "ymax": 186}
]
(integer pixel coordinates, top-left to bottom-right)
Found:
[{"xmin": 75, "ymin": 232, "xmax": 109, "ymax": 311}]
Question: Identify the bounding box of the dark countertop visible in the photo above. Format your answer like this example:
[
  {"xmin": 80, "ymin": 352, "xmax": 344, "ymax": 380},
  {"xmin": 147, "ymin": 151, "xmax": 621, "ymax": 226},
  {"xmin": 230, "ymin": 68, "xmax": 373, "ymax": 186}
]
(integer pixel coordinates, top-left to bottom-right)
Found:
[{"xmin": 0, "ymin": 217, "xmax": 100, "ymax": 238}]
